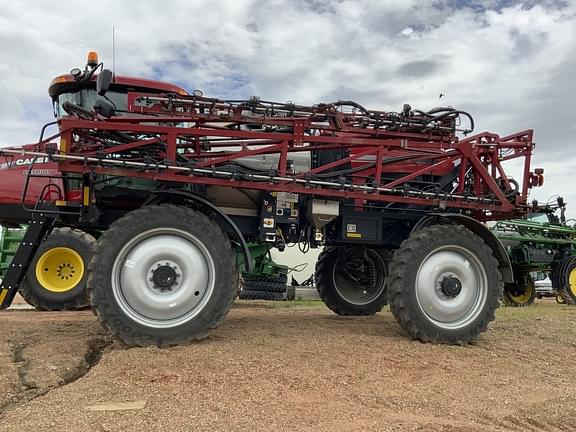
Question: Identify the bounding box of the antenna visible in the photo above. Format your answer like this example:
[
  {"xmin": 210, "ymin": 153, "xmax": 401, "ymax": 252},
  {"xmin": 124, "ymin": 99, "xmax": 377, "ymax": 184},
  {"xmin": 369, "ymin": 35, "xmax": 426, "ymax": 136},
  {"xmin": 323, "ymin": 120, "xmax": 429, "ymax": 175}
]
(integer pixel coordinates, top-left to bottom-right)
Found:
[{"xmin": 112, "ymin": 26, "xmax": 116, "ymax": 80}]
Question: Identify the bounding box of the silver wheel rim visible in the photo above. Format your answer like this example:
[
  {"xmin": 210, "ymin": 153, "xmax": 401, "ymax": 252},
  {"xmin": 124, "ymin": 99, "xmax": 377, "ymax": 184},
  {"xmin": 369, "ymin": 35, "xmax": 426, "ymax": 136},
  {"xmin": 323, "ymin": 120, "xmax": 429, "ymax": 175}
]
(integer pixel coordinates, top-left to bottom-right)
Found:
[
  {"xmin": 332, "ymin": 250, "xmax": 386, "ymax": 306},
  {"xmin": 415, "ymin": 245, "xmax": 488, "ymax": 330},
  {"xmin": 111, "ymin": 227, "xmax": 215, "ymax": 328}
]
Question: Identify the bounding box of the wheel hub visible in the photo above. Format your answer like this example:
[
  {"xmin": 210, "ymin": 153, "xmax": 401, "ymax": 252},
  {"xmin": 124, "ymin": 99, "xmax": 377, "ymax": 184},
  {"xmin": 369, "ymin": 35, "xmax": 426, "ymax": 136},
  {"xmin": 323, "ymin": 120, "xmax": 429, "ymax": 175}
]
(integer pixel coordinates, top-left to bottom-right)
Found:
[
  {"xmin": 112, "ymin": 229, "xmax": 215, "ymax": 328},
  {"xmin": 332, "ymin": 249, "xmax": 386, "ymax": 306},
  {"xmin": 56, "ymin": 262, "xmax": 76, "ymax": 280},
  {"xmin": 151, "ymin": 264, "xmax": 179, "ymax": 292},
  {"xmin": 415, "ymin": 245, "xmax": 488, "ymax": 330},
  {"xmin": 440, "ymin": 276, "xmax": 462, "ymax": 297},
  {"xmin": 35, "ymin": 247, "xmax": 85, "ymax": 293}
]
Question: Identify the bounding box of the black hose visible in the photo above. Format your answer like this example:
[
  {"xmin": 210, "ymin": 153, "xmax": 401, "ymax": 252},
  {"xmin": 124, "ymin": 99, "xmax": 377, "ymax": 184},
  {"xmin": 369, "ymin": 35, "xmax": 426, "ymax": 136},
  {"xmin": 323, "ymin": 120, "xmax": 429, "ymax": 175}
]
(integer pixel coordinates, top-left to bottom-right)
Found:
[
  {"xmin": 62, "ymin": 101, "xmax": 94, "ymax": 119},
  {"xmin": 423, "ymin": 108, "xmax": 474, "ymax": 133},
  {"xmin": 318, "ymin": 100, "xmax": 371, "ymax": 115}
]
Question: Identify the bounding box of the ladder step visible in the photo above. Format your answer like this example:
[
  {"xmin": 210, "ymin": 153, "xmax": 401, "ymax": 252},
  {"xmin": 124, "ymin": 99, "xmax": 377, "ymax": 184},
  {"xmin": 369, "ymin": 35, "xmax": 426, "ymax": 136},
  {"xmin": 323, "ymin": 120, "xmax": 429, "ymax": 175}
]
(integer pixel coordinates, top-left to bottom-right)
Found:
[{"xmin": 0, "ymin": 213, "xmax": 54, "ymax": 309}]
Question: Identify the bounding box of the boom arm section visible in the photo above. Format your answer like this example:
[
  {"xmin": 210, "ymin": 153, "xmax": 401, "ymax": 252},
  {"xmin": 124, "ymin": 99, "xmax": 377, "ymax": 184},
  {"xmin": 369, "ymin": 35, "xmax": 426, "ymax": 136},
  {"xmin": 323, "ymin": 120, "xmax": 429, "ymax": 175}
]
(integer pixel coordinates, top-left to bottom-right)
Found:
[{"xmin": 2, "ymin": 93, "xmax": 541, "ymax": 220}]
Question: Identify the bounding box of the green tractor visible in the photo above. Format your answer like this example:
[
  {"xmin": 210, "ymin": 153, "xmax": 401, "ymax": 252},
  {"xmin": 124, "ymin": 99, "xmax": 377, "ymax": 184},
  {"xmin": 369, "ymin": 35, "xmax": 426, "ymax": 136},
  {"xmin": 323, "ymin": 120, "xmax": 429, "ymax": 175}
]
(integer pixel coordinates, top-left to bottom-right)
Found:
[{"xmin": 493, "ymin": 197, "xmax": 576, "ymax": 306}]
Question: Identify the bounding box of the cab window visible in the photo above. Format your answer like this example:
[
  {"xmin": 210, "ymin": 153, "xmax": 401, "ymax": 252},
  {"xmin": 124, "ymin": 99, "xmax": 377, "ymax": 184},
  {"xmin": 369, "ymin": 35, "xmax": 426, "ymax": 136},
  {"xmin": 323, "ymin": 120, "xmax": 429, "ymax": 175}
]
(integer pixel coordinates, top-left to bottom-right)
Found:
[{"xmin": 54, "ymin": 89, "xmax": 128, "ymax": 118}]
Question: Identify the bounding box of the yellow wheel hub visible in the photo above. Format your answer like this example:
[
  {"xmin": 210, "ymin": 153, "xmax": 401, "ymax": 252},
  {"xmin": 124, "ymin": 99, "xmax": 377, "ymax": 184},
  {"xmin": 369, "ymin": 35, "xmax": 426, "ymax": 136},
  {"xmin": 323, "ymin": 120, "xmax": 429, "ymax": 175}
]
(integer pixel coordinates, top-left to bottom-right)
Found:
[
  {"xmin": 35, "ymin": 247, "xmax": 84, "ymax": 293},
  {"xmin": 569, "ymin": 268, "xmax": 576, "ymax": 297},
  {"xmin": 510, "ymin": 280, "xmax": 534, "ymax": 304}
]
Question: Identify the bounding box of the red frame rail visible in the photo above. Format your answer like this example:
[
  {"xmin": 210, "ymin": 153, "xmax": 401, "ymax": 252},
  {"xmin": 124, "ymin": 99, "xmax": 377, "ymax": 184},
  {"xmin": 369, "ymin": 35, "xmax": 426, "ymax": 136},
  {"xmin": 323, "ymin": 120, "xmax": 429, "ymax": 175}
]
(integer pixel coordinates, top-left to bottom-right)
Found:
[{"xmin": 3, "ymin": 94, "xmax": 541, "ymax": 221}]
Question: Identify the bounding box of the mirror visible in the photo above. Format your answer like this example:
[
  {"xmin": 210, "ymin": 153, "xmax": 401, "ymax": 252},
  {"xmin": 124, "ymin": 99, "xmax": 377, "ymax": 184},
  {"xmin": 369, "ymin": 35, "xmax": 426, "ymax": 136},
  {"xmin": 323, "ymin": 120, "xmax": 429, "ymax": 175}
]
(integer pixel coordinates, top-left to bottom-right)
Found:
[{"xmin": 97, "ymin": 69, "xmax": 113, "ymax": 96}]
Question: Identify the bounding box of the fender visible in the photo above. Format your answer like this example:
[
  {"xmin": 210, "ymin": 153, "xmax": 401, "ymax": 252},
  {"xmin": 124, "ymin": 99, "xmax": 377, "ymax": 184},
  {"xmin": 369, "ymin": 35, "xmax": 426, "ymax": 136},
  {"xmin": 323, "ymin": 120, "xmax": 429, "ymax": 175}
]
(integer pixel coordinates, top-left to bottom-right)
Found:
[
  {"xmin": 412, "ymin": 213, "xmax": 513, "ymax": 283},
  {"xmin": 144, "ymin": 190, "xmax": 253, "ymax": 273}
]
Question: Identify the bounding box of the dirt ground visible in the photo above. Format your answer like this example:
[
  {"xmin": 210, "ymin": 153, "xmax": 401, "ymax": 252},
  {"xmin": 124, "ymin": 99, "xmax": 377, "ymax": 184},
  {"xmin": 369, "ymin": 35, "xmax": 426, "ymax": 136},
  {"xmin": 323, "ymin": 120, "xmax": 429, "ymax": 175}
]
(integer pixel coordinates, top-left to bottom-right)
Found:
[{"xmin": 0, "ymin": 300, "xmax": 575, "ymax": 432}]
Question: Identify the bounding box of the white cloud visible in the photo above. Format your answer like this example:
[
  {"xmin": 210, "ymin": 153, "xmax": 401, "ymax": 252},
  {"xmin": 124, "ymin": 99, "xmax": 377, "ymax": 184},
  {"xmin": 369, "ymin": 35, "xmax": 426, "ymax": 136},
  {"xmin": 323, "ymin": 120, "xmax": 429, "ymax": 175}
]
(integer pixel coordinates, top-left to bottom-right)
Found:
[{"xmin": 0, "ymin": 0, "xmax": 575, "ymax": 214}]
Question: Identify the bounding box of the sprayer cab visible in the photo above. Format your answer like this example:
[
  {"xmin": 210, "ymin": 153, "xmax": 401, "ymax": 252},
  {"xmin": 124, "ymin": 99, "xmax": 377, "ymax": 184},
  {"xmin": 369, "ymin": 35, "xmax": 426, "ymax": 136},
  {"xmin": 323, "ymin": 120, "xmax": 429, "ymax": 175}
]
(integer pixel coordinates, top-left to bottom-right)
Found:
[{"xmin": 48, "ymin": 51, "xmax": 189, "ymax": 119}]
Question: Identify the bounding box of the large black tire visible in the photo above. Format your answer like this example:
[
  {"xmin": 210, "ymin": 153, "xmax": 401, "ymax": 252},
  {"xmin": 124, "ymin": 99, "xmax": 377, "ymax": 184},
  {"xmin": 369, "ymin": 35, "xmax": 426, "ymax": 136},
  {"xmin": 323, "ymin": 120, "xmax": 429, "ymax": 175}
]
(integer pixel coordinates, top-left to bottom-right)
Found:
[
  {"xmin": 238, "ymin": 290, "xmax": 286, "ymax": 301},
  {"xmin": 551, "ymin": 256, "xmax": 576, "ymax": 305},
  {"xmin": 243, "ymin": 273, "xmax": 288, "ymax": 293},
  {"xmin": 87, "ymin": 205, "xmax": 238, "ymax": 347},
  {"xmin": 388, "ymin": 225, "xmax": 502, "ymax": 345},
  {"xmin": 502, "ymin": 275, "xmax": 536, "ymax": 307},
  {"xmin": 315, "ymin": 247, "xmax": 388, "ymax": 316},
  {"xmin": 19, "ymin": 228, "xmax": 95, "ymax": 311},
  {"xmin": 286, "ymin": 284, "xmax": 296, "ymax": 301}
]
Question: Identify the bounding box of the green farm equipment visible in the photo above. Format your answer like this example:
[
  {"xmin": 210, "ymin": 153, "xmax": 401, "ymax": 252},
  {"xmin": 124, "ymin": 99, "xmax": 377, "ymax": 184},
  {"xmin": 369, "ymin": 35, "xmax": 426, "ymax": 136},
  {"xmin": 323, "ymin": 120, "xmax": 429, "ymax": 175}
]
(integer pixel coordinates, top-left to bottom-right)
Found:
[
  {"xmin": 238, "ymin": 243, "xmax": 294, "ymax": 301},
  {"xmin": 493, "ymin": 198, "xmax": 576, "ymax": 306},
  {"xmin": 0, "ymin": 227, "xmax": 25, "ymax": 279}
]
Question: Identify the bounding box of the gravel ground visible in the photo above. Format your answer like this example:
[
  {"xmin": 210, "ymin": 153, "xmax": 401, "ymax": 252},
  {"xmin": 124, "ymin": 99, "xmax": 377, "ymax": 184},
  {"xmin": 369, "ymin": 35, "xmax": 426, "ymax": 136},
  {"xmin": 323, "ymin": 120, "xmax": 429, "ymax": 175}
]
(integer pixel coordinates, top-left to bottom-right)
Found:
[{"xmin": 0, "ymin": 300, "xmax": 575, "ymax": 432}]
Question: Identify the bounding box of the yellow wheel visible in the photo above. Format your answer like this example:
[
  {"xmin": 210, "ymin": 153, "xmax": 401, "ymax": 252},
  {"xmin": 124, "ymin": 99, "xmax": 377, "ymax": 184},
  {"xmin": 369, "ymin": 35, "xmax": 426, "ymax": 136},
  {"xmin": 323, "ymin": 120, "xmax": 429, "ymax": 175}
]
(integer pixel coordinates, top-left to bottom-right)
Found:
[
  {"xmin": 19, "ymin": 228, "xmax": 95, "ymax": 311},
  {"xmin": 569, "ymin": 268, "xmax": 576, "ymax": 298},
  {"xmin": 556, "ymin": 293, "xmax": 566, "ymax": 304},
  {"xmin": 503, "ymin": 275, "xmax": 536, "ymax": 307},
  {"xmin": 551, "ymin": 256, "xmax": 576, "ymax": 305},
  {"xmin": 35, "ymin": 247, "xmax": 84, "ymax": 293},
  {"xmin": 508, "ymin": 284, "xmax": 534, "ymax": 304}
]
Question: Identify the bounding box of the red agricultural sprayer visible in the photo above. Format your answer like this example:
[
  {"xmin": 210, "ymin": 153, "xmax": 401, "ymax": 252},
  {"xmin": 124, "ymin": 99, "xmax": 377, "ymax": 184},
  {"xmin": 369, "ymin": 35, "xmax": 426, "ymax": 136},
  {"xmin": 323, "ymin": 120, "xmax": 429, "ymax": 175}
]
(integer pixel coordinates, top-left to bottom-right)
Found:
[{"xmin": 0, "ymin": 53, "xmax": 543, "ymax": 346}]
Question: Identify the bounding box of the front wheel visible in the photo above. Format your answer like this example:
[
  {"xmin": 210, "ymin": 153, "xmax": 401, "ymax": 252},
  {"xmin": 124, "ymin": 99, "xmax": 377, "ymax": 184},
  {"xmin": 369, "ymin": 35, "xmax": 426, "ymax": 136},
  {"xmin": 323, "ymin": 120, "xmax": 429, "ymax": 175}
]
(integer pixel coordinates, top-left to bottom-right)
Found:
[
  {"xmin": 388, "ymin": 225, "xmax": 502, "ymax": 345},
  {"xmin": 19, "ymin": 228, "xmax": 95, "ymax": 311},
  {"xmin": 87, "ymin": 205, "xmax": 238, "ymax": 347}
]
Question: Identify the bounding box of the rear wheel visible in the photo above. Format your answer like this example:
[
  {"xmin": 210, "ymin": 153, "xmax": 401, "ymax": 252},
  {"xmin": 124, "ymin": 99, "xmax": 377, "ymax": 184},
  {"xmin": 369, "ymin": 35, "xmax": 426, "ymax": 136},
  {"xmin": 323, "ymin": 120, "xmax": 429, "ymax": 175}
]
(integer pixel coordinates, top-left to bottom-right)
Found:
[
  {"xmin": 19, "ymin": 228, "xmax": 95, "ymax": 310},
  {"xmin": 563, "ymin": 267, "xmax": 576, "ymax": 305},
  {"xmin": 315, "ymin": 247, "xmax": 388, "ymax": 316},
  {"xmin": 552, "ymin": 257, "xmax": 576, "ymax": 305},
  {"xmin": 502, "ymin": 275, "xmax": 536, "ymax": 307},
  {"xmin": 388, "ymin": 225, "xmax": 502, "ymax": 345},
  {"xmin": 87, "ymin": 205, "xmax": 238, "ymax": 347}
]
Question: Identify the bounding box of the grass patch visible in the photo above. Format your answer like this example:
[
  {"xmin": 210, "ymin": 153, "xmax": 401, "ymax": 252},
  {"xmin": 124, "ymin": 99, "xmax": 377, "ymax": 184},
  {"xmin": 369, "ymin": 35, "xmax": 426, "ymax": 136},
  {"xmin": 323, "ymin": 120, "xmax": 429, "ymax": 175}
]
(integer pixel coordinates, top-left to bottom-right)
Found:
[
  {"xmin": 267, "ymin": 299, "xmax": 325, "ymax": 309},
  {"xmin": 496, "ymin": 301, "xmax": 575, "ymax": 321}
]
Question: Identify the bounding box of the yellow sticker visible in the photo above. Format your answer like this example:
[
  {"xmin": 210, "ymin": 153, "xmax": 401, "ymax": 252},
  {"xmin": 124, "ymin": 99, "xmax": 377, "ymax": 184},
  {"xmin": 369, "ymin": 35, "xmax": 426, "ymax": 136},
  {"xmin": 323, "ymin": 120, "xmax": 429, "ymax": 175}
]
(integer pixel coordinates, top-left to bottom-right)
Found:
[
  {"xmin": 83, "ymin": 186, "xmax": 90, "ymax": 206},
  {"xmin": 0, "ymin": 288, "xmax": 8, "ymax": 305},
  {"xmin": 346, "ymin": 233, "xmax": 362, "ymax": 238}
]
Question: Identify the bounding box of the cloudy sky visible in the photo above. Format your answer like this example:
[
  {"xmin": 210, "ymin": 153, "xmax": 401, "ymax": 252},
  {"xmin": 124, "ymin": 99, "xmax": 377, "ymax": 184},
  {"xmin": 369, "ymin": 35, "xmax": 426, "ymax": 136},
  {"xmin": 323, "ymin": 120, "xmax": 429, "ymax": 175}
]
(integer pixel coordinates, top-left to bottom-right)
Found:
[{"xmin": 0, "ymin": 0, "xmax": 575, "ymax": 215}]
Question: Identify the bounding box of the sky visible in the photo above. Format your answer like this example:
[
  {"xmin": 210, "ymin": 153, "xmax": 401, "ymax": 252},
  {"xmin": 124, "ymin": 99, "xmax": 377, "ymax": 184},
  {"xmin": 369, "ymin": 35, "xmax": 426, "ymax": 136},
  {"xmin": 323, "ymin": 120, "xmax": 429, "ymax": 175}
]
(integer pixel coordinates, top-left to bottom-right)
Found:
[{"xmin": 0, "ymin": 0, "xmax": 575, "ymax": 216}]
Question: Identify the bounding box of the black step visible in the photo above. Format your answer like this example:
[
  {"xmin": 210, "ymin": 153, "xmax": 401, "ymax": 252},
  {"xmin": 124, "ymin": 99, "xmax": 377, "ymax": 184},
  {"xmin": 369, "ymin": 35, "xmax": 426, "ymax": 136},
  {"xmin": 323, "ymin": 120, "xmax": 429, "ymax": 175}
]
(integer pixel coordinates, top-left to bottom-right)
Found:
[{"xmin": 0, "ymin": 212, "xmax": 55, "ymax": 309}]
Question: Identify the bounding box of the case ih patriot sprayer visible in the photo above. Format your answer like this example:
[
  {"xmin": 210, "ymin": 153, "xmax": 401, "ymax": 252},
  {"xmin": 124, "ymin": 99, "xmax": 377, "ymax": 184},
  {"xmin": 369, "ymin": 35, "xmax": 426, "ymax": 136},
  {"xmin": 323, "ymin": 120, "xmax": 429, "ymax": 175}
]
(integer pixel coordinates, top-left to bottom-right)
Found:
[{"xmin": 0, "ymin": 53, "xmax": 544, "ymax": 346}]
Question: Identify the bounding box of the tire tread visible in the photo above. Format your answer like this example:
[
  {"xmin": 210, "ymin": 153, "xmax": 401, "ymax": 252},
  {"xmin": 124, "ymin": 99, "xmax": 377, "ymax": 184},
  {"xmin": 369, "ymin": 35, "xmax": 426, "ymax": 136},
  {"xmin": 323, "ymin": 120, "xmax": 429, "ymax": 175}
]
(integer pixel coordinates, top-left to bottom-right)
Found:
[
  {"xmin": 87, "ymin": 205, "xmax": 238, "ymax": 347},
  {"xmin": 19, "ymin": 227, "xmax": 95, "ymax": 311},
  {"xmin": 388, "ymin": 224, "xmax": 502, "ymax": 345}
]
